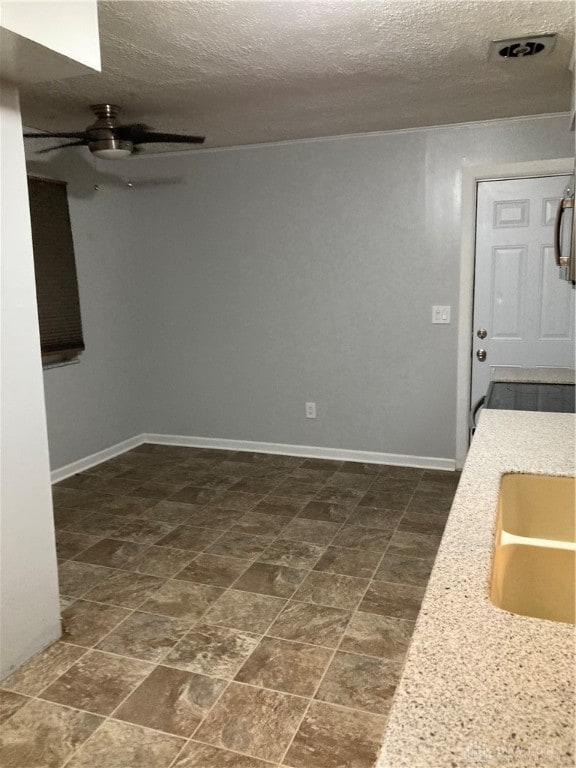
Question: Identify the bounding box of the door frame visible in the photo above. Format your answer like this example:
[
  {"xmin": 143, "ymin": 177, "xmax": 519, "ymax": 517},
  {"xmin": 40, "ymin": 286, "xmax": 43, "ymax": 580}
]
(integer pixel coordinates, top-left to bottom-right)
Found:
[{"xmin": 455, "ymin": 156, "xmax": 574, "ymax": 468}]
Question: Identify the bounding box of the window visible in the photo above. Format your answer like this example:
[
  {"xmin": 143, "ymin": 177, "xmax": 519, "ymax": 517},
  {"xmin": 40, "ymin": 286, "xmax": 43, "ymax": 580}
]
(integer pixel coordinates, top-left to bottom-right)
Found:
[{"xmin": 27, "ymin": 176, "xmax": 84, "ymax": 364}]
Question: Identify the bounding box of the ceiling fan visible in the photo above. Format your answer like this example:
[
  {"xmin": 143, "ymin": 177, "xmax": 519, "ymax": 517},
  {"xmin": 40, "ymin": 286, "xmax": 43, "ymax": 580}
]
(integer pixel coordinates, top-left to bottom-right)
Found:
[{"xmin": 24, "ymin": 104, "xmax": 205, "ymax": 160}]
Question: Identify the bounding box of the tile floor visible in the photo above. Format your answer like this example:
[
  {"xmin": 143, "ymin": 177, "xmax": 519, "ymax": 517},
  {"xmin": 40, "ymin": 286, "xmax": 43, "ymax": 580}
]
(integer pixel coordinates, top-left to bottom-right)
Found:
[{"xmin": 0, "ymin": 445, "xmax": 459, "ymax": 768}]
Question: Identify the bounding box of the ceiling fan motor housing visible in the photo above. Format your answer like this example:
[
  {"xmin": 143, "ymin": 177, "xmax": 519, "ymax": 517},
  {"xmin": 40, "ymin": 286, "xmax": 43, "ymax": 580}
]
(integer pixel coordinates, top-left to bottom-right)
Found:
[{"xmin": 86, "ymin": 104, "xmax": 133, "ymax": 155}]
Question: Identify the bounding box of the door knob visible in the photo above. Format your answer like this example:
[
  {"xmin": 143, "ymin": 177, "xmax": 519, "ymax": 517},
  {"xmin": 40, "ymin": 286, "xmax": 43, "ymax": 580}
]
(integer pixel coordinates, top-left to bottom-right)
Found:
[
  {"xmin": 476, "ymin": 329, "xmax": 487, "ymax": 339},
  {"xmin": 476, "ymin": 349, "xmax": 487, "ymax": 362}
]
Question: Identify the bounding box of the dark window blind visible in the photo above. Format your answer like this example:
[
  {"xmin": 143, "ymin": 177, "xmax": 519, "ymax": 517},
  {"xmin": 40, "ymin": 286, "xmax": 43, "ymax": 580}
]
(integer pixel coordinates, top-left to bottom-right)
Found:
[{"xmin": 27, "ymin": 176, "xmax": 84, "ymax": 360}]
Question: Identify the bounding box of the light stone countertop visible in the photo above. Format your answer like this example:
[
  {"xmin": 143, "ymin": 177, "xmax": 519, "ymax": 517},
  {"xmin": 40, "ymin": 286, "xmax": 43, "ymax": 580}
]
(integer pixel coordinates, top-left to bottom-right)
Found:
[
  {"xmin": 378, "ymin": 410, "xmax": 575, "ymax": 768},
  {"xmin": 491, "ymin": 367, "xmax": 575, "ymax": 384}
]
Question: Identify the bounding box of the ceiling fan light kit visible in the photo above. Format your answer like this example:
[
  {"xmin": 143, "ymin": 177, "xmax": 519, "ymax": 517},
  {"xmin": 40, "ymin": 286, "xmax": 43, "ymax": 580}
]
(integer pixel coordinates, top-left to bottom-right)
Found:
[{"xmin": 24, "ymin": 104, "xmax": 205, "ymax": 159}]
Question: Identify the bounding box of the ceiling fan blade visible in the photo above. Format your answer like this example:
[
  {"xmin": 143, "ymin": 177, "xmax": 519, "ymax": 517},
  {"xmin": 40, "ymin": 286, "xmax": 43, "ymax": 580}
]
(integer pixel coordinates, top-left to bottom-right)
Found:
[
  {"xmin": 24, "ymin": 131, "xmax": 87, "ymax": 139},
  {"xmin": 115, "ymin": 123, "xmax": 152, "ymax": 138},
  {"xmin": 36, "ymin": 140, "xmax": 88, "ymax": 154},
  {"xmin": 127, "ymin": 130, "xmax": 205, "ymax": 145}
]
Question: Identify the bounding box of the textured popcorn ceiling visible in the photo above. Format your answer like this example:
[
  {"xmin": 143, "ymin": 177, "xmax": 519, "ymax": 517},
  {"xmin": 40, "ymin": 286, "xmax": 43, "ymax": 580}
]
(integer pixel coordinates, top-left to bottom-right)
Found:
[{"xmin": 19, "ymin": 0, "xmax": 575, "ymax": 150}]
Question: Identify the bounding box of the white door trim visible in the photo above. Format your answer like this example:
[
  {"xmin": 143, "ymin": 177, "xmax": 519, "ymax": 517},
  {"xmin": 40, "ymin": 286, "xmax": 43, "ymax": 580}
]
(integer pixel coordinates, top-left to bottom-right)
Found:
[{"xmin": 455, "ymin": 156, "xmax": 574, "ymax": 468}]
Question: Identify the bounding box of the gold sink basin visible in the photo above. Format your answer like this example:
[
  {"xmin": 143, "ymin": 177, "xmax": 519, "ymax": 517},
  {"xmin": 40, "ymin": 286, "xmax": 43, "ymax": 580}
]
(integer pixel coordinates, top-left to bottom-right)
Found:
[{"xmin": 490, "ymin": 474, "xmax": 575, "ymax": 625}]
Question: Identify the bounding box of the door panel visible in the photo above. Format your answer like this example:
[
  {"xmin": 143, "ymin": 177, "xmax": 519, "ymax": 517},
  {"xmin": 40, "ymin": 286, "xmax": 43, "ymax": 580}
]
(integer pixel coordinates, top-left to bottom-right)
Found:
[{"xmin": 472, "ymin": 175, "xmax": 575, "ymax": 406}]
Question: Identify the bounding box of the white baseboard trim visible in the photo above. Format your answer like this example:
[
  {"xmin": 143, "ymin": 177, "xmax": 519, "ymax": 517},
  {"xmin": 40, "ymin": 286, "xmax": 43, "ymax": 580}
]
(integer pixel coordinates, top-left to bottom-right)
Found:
[
  {"xmin": 51, "ymin": 432, "xmax": 456, "ymax": 482},
  {"xmin": 142, "ymin": 433, "xmax": 457, "ymax": 472},
  {"xmin": 50, "ymin": 435, "xmax": 145, "ymax": 483}
]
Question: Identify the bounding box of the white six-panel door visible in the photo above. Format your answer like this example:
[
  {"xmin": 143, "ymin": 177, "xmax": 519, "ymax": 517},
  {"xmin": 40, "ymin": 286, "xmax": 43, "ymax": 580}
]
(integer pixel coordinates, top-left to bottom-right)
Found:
[{"xmin": 471, "ymin": 175, "xmax": 575, "ymax": 407}]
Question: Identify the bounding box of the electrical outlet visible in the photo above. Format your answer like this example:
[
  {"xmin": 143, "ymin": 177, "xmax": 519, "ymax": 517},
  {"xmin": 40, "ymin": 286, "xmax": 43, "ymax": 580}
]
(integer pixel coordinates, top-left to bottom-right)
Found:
[
  {"xmin": 432, "ymin": 305, "xmax": 451, "ymax": 324},
  {"xmin": 305, "ymin": 402, "xmax": 317, "ymax": 419}
]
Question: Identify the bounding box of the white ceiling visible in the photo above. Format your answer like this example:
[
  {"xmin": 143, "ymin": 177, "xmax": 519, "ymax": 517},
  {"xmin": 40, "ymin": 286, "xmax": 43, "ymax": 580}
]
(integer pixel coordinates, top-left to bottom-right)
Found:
[{"xmin": 20, "ymin": 0, "xmax": 575, "ymax": 150}]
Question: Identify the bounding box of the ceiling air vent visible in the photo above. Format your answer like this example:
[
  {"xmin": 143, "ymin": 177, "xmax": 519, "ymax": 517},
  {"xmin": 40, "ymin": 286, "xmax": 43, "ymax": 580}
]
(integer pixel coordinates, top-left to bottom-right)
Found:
[{"xmin": 489, "ymin": 34, "xmax": 557, "ymax": 60}]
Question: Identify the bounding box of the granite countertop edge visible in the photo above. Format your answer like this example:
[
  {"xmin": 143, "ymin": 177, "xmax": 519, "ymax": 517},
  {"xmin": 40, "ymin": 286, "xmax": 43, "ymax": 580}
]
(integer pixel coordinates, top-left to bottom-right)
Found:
[{"xmin": 377, "ymin": 409, "xmax": 576, "ymax": 768}]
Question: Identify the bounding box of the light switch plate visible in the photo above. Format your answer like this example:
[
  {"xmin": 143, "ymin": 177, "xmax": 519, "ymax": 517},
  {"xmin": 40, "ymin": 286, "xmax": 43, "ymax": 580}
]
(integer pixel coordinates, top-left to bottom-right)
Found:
[{"xmin": 432, "ymin": 305, "xmax": 451, "ymax": 324}]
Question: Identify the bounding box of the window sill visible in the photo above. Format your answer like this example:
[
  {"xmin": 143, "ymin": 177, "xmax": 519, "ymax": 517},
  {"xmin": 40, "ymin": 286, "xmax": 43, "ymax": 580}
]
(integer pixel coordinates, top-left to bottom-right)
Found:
[{"xmin": 42, "ymin": 355, "xmax": 82, "ymax": 371}]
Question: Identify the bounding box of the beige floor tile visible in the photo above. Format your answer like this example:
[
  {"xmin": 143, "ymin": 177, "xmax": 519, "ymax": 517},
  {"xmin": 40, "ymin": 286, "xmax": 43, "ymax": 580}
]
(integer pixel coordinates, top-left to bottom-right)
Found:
[
  {"xmin": 292, "ymin": 571, "xmax": 369, "ymax": 611},
  {"xmin": 174, "ymin": 506, "xmax": 244, "ymax": 530},
  {"xmin": 58, "ymin": 561, "xmax": 113, "ymax": 598},
  {"xmin": 324, "ymin": 473, "xmax": 375, "ymax": 491},
  {"xmin": 114, "ymin": 665, "xmax": 227, "ymax": 737},
  {"xmin": 300, "ymin": 458, "xmax": 342, "ymax": 471},
  {"xmin": 267, "ymin": 601, "xmax": 351, "ymax": 648},
  {"xmin": 129, "ymin": 545, "xmax": 197, "ymax": 578},
  {"xmin": 130, "ymin": 480, "xmax": 188, "ymax": 500},
  {"xmin": 258, "ymin": 538, "xmax": 325, "ymax": 569},
  {"xmin": 232, "ymin": 562, "xmax": 307, "ymax": 598},
  {"xmin": 284, "ymin": 700, "xmax": 386, "ymax": 768},
  {"xmin": 182, "ymin": 472, "xmax": 240, "ymax": 490},
  {"xmin": 73, "ymin": 538, "xmax": 148, "ymax": 568},
  {"xmin": 169, "ymin": 485, "xmax": 227, "ymax": 506},
  {"xmin": 271, "ymin": 480, "xmax": 319, "ymax": 499},
  {"xmin": 379, "ymin": 465, "xmax": 423, "ymax": 479},
  {"xmin": 348, "ymin": 506, "xmax": 403, "ymax": 531},
  {"xmin": 235, "ymin": 636, "xmax": 332, "ymax": 696},
  {"xmin": 230, "ymin": 511, "xmax": 289, "ymax": 537},
  {"xmin": 330, "ymin": 524, "xmax": 392, "ymax": 552},
  {"xmin": 139, "ymin": 500, "xmax": 207, "ymax": 526},
  {"xmin": 61, "ymin": 600, "xmax": 131, "ymax": 647},
  {"xmin": 374, "ymin": 553, "xmax": 433, "ymax": 586},
  {"xmin": 113, "ymin": 518, "xmax": 177, "ymax": 545},
  {"xmin": 360, "ymin": 487, "xmax": 412, "ymax": 510},
  {"xmin": 210, "ymin": 490, "xmax": 264, "ymax": 512},
  {"xmin": 206, "ymin": 531, "xmax": 274, "ymax": 560},
  {"xmin": 397, "ymin": 510, "xmax": 448, "ymax": 536},
  {"xmin": 9, "ymin": 447, "xmax": 446, "ymax": 768},
  {"xmin": 253, "ymin": 497, "xmax": 306, "ymax": 518},
  {"xmin": 0, "ymin": 690, "xmax": 30, "ymax": 725},
  {"xmin": 315, "ymin": 651, "xmax": 402, "ymax": 715},
  {"xmin": 52, "ymin": 487, "xmax": 113, "ymax": 511},
  {"xmin": 386, "ymin": 530, "xmax": 443, "ymax": 560},
  {"xmin": 52, "ymin": 507, "xmax": 89, "ymax": 531},
  {"xmin": 313, "ymin": 546, "xmax": 381, "ymax": 579},
  {"xmin": 173, "ymin": 741, "xmax": 274, "ymax": 767},
  {"xmin": 39, "ymin": 650, "xmax": 152, "ymax": 715},
  {"xmin": 97, "ymin": 496, "xmax": 158, "ymax": 517},
  {"xmin": 175, "ymin": 553, "xmax": 250, "ymax": 587},
  {"xmin": 229, "ymin": 477, "xmax": 282, "ymax": 494},
  {"xmin": 165, "ymin": 623, "xmax": 261, "ymax": 678},
  {"xmin": 0, "ymin": 698, "xmax": 102, "ymax": 768},
  {"xmin": 60, "ymin": 595, "xmax": 77, "ymax": 611},
  {"xmin": 280, "ymin": 518, "xmax": 341, "ymax": 545},
  {"xmin": 97, "ymin": 610, "xmax": 190, "ymax": 663},
  {"xmin": 297, "ymin": 500, "xmax": 351, "ymax": 523},
  {"xmin": 140, "ymin": 580, "xmax": 224, "ymax": 621},
  {"xmin": 359, "ymin": 581, "xmax": 425, "ymax": 621},
  {"xmin": 82, "ymin": 570, "xmax": 165, "ymax": 608},
  {"xmin": 65, "ymin": 719, "xmax": 185, "ymax": 768},
  {"xmin": 65, "ymin": 512, "xmax": 126, "ymax": 538},
  {"xmin": 407, "ymin": 493, "xmax": 453, "ymax": 515},
  {"xmin": 203, "ymin": 590, "xmax": 286, "ymax": 633},
  {"xmin": 1, "ymin": 642, "xmax": 86, "ymax": 696},
  {"xmin": 55, "ymin": 532, "xmax": 102, "ymax": 560},
  {"xmin": 194, "ymin": 682, "xmax": 307, "ymax": 762},
  {"xmin": 287, "ymin": 468, "xmax": 334, "ymax": 484},
  {"xmin": 155, "ymin": 524, "xmax": 221, "ymax": 551},
  {"xmin": 369, "ymin": 477, "xmax": 420, "ymax": 493},
  {"xmin": 340, "ymin": 612, "xmax": 415, "ymax": 660},
  {"xmin": 313, "ymin": 487, "xmax": 365, "ymax": 507},
  {"xmin": 340, "ymin": 461, "xmax": 382, "ymax": 475}
]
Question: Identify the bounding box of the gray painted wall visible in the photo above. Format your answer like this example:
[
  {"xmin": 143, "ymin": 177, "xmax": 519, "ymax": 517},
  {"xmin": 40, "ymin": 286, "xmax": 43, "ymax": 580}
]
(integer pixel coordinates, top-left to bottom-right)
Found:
[
  {"xmin": 31, "ymin": 114, "xmax": 573, "ymax": 469},
  {"xmin": 26, "ymin": 152, "xmax": 143, "ymax": 469},
  {"xmin": 133, "ymin": 114, "xmax": 573, "ymax": 461}
]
